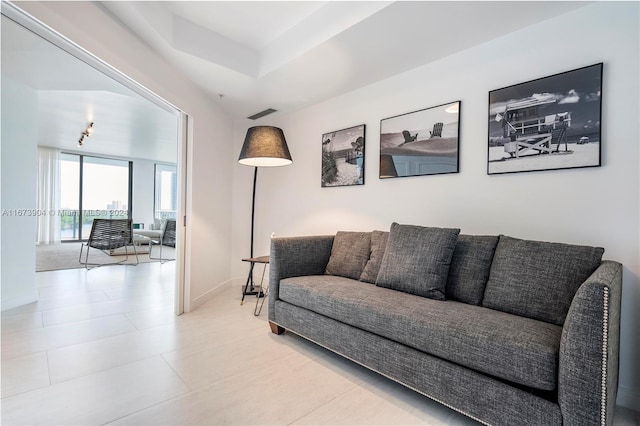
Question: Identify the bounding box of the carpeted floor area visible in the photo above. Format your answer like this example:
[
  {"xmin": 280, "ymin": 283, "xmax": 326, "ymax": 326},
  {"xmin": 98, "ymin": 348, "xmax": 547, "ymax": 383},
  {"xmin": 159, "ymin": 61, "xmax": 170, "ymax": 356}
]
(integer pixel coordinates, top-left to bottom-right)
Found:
[{"xmin": 36, "ymin": 242, "xmax": 175, "ymax": 272}]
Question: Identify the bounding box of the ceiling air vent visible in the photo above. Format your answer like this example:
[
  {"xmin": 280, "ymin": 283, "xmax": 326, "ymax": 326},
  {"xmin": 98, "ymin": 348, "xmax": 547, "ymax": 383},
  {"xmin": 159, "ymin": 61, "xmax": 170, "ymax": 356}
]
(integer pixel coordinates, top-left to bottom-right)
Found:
[{"xmin": 247, "ymin": 108, "xmax": 277, "ymax": 120}]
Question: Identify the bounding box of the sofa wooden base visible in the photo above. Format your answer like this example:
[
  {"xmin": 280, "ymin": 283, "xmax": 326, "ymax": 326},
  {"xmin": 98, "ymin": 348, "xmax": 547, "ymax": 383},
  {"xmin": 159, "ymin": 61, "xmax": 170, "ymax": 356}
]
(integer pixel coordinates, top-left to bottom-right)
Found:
[{"xmin": 269, "ymin": 321, "xmax": 285, "ymax": 335}]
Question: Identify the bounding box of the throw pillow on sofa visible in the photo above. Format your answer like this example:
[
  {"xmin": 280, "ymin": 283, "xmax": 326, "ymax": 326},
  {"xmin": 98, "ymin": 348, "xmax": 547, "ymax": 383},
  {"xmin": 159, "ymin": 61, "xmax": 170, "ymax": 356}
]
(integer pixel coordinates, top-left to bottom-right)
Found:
[
  {"xmin": 359, "ymin": 230, "xmax": 389, "ymax": 284},
  {"xmin": 482, "ymin": 235, "xmax": 604, "ymax": 325},
  {"xmin": 325, "ymin": 231, "xmax": 371, "ymax": 280},
  {"xmin": 446, "ymin": 235, "xmax": 499, "ymax": 305},
  {"xmin": 376, "ymin": 223, "xmax": 460, "ymax": 300}
]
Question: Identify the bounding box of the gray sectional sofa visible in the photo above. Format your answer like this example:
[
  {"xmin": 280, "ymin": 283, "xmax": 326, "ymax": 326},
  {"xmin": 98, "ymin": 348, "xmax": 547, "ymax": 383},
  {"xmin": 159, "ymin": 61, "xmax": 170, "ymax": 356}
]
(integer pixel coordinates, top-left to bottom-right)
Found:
[{"xmin": 268, "ymin": 223, "xmax": 622, "ymax": 426}]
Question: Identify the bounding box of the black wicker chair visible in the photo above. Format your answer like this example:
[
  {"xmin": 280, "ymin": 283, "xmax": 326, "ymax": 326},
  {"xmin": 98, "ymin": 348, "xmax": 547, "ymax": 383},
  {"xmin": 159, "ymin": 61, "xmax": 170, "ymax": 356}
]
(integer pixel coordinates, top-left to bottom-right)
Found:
[
  {"xmin": 150, "ymin": 218, "xmax": 176, "ymax": 263},
  {"xmin": 79, "ymin": 218, "xmax": 138, "ymax": 269}
]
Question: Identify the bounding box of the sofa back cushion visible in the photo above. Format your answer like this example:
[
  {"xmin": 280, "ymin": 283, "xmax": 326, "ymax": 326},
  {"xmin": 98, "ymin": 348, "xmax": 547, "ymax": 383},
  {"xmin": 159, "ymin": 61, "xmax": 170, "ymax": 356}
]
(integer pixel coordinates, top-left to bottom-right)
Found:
[
  {"xmin": 359, "ymin": 230, "xmax": 389, "ymax": 284},
  {"xmin": 376, "ymin": 223, "xmax": 460, "ymax": 300},
  {"xmin": 482, "ymin": 235, "xmax": 604, "ymax": 325},
  {"xmin": 325, "ymin": 231, "xmax": 371, "ymax": 280},
  {"xmin": 446, "ymin": 235, "xmax": 499, "ymax": 305}
]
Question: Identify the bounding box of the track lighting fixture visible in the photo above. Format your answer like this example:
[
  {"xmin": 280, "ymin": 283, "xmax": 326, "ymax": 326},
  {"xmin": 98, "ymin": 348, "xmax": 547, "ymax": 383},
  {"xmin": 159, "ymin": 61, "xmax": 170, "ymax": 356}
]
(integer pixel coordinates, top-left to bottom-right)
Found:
[{"xmin": 78, "ymin": 122, "xmax": 94, "ymax": 146}]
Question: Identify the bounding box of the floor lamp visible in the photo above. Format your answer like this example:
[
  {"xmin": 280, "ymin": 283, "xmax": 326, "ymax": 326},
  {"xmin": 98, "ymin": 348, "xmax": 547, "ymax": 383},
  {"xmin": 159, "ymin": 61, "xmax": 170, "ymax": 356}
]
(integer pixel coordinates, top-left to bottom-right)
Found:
[{"xmin": 238, "ymin": 126, "xmax": 292, "ymax": 302}]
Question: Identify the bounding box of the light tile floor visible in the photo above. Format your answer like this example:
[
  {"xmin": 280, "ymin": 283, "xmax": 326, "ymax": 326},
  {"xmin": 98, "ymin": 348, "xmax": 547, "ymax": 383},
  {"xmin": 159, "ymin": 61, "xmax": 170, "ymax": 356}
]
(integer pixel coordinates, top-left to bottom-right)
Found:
[{"xmin": 2, "ymin": 263, "xmax": 638, "ymax": 425}]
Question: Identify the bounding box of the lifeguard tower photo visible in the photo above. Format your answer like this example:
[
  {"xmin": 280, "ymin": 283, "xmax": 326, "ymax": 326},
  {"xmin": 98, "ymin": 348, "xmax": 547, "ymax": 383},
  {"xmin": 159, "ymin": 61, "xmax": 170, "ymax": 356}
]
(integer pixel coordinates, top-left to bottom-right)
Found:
[{"xmin": 488, "ymin": 63, "xmax": 602, "ymax": 174}]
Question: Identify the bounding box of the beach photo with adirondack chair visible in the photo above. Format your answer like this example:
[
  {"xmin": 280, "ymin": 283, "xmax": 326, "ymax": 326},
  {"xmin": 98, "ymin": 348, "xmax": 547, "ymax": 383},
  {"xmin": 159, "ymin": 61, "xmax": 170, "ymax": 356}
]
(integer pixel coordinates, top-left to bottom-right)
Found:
[
  {"xmin": 380, "ymin": 101, "xmax": 460, "ymax": 178},
  {"xmin": 321, "ymin": 124, "xmax": 365, "ymax": 187},
  {"xmin": 488, "ymin": 63, "xmax": 602, "ymax": 174}
]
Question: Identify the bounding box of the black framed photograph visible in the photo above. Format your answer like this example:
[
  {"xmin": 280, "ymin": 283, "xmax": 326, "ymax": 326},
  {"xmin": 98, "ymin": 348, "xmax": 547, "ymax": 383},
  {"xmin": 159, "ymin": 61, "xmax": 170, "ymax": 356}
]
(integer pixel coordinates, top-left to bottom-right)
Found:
[
  {"xmin": 379, "ymin": 101, "xmax": 460, "ymax": 179},
  {"xmin": 488, "ymin": 63, "xmax": 603, "ymax": 175},
  {"xmin": 321, "ymin": 124, "xmax": 365, "ymax": 187}
]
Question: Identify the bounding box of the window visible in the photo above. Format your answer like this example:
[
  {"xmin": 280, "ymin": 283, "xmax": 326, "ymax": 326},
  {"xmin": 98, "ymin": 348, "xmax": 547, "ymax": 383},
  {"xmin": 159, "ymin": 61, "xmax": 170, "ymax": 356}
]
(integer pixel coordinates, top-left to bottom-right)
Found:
[
  {"xmin": 154, "ymin": 163, "xmax": 177, "ymax": 219},
  {"xmin": 81, "ymin": 156, "xmax": 131, "ymax": 237},
  {"xmin": 60, "ymin": 153, "xmax": 80, "ymax": 240},
  {"xmin": 60, "ymin": 153, "xmax": 132, "ymax": 241}
]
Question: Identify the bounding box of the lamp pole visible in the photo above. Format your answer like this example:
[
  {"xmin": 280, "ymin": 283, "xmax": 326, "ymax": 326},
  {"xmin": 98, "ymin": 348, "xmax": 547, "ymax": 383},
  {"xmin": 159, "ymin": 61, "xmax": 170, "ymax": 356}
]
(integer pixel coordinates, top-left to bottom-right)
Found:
[
  {"xmin": 250, "ymin": 167, "xmax": 257, "ymax": 259},
  {"xmin": 243, "ymin": 167, "xmax": 259, "ymax": 297},
  {"xmin": 242, "ymin": 167, "xmax": 261, "ymax": 301}
]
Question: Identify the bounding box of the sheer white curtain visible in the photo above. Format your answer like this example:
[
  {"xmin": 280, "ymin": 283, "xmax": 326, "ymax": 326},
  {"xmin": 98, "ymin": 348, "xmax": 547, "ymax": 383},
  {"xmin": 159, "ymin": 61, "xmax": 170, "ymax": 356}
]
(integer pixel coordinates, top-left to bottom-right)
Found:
[{"xmin": 36, "ymin": 147, "xmax": 61, "ymax": 244}]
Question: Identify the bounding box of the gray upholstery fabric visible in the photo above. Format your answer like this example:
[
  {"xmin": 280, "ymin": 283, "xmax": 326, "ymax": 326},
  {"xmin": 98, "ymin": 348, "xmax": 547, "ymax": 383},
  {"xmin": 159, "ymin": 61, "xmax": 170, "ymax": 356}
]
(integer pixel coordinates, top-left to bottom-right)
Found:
[
  {"xmin": 445, "ymin": 235, "xmax": 499, "ymax": 305},
  {"xmin": 269, "ymin": 235, "xmax": 335, "ymax": 321},
  {"xmin": 325, "ymin": 231, "xmax": 371, "ymax": 280},
  {"xmin": 280, "ymin": 275, "xmax": 562, "ymax": 390},
  {"xmin": 274, "ymin": 301, "xmax": 562, "ymax": 426},
  {"xmin": 359, "ymin": 230, "xmax": 389, "ymax": 284},
  {"xmin": 483, "ymin": 235, "xmax": 604, "ymax": 325},
  {"xmin": 376, "ymin": 223, "xmax": 460, "ymax": 300},
  {"xmin": 559, "ymin": 261, "xmax": 622, "ymax": 426},
  {"xmin": 269, "ymin": 233, "xmax": 622, "ymax": 426}
]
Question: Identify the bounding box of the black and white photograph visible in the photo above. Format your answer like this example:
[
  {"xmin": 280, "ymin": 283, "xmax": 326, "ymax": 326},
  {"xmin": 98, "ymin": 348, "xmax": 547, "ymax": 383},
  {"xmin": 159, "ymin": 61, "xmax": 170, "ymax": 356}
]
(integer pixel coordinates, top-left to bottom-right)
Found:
[
  {"xmin": 488, "ymin": 63, "xmax": 603, "ymax": 175},
  {"xmin": 321, "ymin": 124, "xmax": 365, "ymax": 187},
  {"xmin": 379, "ymin": 101, "xmax": 460, "ymax": 179}
]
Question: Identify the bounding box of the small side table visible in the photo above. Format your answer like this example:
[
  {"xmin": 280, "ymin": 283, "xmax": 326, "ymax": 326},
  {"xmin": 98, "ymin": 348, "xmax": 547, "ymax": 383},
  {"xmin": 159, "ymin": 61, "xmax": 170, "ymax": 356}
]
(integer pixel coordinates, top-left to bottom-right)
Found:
[{"xmin": 241, "ymin": 256, "xmax": 270, "ymax": 315}]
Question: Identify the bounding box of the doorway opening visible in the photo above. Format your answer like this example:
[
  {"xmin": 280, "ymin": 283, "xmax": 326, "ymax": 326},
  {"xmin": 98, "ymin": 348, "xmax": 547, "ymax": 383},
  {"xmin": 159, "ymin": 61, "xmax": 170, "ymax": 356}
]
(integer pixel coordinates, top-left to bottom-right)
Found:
[{"xmin": 2, "ymin": 3, "xmax": 189, "ymax": 315}]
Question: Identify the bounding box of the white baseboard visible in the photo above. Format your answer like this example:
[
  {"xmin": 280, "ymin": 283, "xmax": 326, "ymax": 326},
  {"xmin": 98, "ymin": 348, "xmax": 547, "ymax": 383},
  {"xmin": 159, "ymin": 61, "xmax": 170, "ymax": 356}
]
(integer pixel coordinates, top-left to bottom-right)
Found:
[
  {"xmin": 190, "ymin": 279, "xmax": 232, "ymax": 311},
  {"xmin": 617, "ymin": 385, "xmax": 640, "ymax": 411},
  {"xmin": 1, "ymin": 291, "xmax": 38, "ymax": 311},
  {"xmin": 188, "ymin": 277, "xmax": 264, "ymax": 312}
]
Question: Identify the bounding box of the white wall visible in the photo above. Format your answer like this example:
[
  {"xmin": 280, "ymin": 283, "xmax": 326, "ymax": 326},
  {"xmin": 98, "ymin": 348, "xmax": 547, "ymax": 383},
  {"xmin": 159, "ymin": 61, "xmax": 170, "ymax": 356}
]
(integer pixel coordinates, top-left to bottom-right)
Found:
[
  {"xmin": 15, "ymin": 1, "xmax": 234, "ymax": 309},
  {"xmin": 231, "ymin": 2, "xmax": 640, "ymax": 408},
  {"xmin": 1, "ymin": 76, "xmax": 39, "ymax": 310}
]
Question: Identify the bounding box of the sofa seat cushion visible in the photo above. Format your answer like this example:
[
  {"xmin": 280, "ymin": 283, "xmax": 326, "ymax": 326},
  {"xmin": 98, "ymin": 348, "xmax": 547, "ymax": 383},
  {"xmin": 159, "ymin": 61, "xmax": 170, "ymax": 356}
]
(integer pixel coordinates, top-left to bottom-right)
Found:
[{"xmin": 279, "ymin": 275, "xmax": 562, "ymax": 391}]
